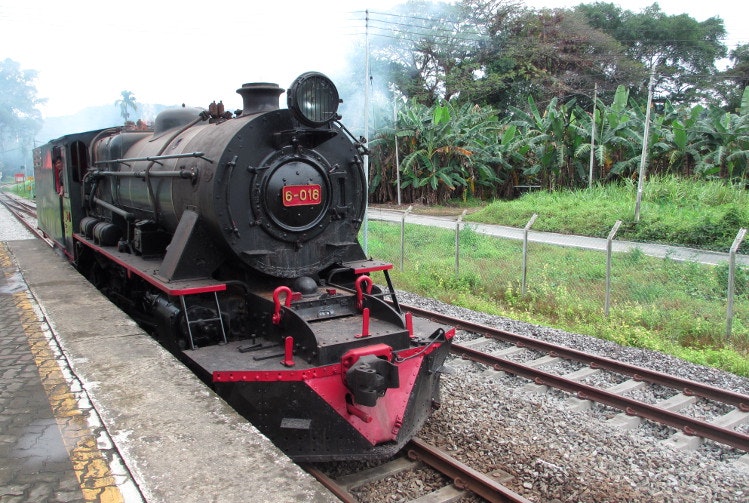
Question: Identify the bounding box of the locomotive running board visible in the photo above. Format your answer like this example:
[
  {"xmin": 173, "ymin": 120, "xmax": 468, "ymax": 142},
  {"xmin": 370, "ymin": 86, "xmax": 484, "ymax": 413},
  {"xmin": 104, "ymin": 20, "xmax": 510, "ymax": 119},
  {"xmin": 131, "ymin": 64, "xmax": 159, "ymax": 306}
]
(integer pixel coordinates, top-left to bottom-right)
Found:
[{"xmin": 73, "ymin": 234, "xmax": 226, "ymax": 296}]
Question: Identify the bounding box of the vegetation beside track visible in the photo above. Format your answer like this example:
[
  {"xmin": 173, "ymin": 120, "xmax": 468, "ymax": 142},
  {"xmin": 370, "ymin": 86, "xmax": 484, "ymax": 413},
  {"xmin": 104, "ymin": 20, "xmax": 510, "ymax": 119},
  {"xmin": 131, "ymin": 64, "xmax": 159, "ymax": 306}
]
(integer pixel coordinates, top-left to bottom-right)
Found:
[{"xmin": 367, "ymin": 177, "xmax": 749, "ymax": 377}]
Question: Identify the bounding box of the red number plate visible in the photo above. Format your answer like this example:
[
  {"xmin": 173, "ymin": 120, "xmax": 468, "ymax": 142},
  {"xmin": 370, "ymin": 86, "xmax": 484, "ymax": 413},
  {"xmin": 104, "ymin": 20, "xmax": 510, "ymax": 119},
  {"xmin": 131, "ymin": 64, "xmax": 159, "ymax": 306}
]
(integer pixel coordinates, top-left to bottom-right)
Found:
[{"xmin": 282, "ymin": 184, "xmax": 322, "ymax": 207}]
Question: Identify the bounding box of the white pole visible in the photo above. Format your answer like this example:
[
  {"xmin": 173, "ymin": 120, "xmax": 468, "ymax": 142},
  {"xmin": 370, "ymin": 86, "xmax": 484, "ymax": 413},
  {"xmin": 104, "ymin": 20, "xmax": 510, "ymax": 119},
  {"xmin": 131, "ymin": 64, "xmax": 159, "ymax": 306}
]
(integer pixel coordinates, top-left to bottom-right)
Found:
[
  {"xmin": 521, "ymin": 213, "xmax": 538, "ymax": 296},
  {"xmin": 605, "ymin": 220, "xmax": 622, "ymax": 317},
  {"xmin": 635, "ymin": 67, "xmax": 655, "ymax": 222},
  {"xmin": 455, "ymin": 209, "xmax": 467, "ymax": 276},
  {"xmin": 362, "ymin": 10, "xmax": 370, "ymax": 254},
  {"xmin": 394, "ymin": 96, "xmax": 401, "ymax": 206},
  {"xmin": 588, "ymin": 83, "xmax": 597, "ymax": 189}
]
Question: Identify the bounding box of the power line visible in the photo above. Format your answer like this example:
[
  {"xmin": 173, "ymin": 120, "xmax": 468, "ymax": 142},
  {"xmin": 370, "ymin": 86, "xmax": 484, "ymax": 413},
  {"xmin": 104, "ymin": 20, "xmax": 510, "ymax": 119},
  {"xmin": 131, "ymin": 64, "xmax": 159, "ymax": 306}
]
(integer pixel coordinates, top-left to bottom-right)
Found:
[{"xmin": 346, "ymin": 8, "xmax": 749, "ymax": 53}]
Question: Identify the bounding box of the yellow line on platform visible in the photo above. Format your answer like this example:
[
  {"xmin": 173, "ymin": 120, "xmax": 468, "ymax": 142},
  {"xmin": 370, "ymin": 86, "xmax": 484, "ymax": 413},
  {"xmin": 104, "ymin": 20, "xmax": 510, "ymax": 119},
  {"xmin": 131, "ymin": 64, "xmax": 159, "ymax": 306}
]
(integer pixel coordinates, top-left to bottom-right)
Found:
[{"xmin": 1, "ymin": 244, "xmax": 126, "ymax": 503}]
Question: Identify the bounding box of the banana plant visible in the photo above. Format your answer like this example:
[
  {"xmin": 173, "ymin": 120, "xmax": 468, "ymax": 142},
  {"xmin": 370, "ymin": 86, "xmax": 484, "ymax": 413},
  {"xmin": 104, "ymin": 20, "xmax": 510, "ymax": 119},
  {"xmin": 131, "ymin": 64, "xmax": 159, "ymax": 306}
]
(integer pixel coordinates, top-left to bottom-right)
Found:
[
  {"xmin": 398, "ymin": 100, "xmax": 464, "ymax": 202},
  {"xmin": 693, "ymin": 106, "xmax": 749, "ymax": 181},
  {"xmin": 664, "ymin": 104, "xmax": 703, "ymax": 175},
  {"xmin": 396, "ymin": 100, "xmax": 503, "ymax": 202},
  {"xmin": 509, "ymin": 96, "xmax": 577, "ymax": 188},
  {"xmin": 597, "ymin": 86, "xmax": 648, "ymax": 178}
]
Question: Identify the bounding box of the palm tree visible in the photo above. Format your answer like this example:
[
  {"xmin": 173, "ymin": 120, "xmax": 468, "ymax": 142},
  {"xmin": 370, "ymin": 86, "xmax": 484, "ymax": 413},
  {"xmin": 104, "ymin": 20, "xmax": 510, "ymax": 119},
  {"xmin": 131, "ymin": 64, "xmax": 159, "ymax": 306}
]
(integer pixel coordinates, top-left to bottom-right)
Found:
[{"xmin": 115, "ymin": 91, "xmax": 138, "ymax": 122}]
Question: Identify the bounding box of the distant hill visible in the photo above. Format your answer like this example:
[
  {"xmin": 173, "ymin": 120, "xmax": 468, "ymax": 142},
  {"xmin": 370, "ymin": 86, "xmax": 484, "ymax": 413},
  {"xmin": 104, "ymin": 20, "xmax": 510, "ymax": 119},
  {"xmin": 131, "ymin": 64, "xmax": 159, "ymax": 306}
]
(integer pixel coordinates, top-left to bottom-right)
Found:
[{"xmin": 37, "ymin": 103, "xmax": 176, "ymax": 143}]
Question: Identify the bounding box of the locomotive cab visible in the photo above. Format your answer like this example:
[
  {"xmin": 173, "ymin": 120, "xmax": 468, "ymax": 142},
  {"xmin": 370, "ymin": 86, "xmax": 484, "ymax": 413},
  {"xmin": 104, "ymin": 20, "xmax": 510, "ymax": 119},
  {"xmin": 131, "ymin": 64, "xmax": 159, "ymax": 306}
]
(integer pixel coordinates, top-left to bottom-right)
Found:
[{"xmin": 34, "ymin": 132, "xmax": 101, "ymax": 258}]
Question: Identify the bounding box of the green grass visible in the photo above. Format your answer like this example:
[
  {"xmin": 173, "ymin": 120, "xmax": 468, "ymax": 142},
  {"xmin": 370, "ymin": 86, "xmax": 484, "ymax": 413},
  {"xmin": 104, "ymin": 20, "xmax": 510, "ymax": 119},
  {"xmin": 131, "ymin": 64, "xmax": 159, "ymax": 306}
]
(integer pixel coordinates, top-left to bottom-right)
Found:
[
  {"xmin": 364, "ymin": 196, "xmax": 749, "ymax": 377},
  {"xmin": 4, "ymin": 180, "xmax": 35, "ymax": 199},
  {"xmin": 467, "ymin": 176, "xmax": 749, "ymax": 253}
]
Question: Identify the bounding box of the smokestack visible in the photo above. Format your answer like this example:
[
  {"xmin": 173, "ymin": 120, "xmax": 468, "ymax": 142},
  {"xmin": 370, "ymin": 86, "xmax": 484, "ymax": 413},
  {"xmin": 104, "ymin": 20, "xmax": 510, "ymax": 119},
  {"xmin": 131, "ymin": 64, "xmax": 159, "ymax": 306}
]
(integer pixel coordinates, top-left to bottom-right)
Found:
[{"xmin": 236, "ymin": 83, "xmax": 284, "ymax": 116}]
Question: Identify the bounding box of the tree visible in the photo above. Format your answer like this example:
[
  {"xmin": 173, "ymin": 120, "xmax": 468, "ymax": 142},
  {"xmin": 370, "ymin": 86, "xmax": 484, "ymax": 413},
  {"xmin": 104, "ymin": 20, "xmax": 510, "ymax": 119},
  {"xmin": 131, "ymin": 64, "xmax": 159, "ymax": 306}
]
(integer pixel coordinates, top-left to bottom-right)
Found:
[
  {"xmin": 0, "ymin": 58, "xmax": 43, "ymax": 175},
  {"xmin": 360, "ymin": 1, "xmax": 526, "ymax": 108},
  {"xmin": 363, "ymin": 1, "xmax": 646, "ymax": 115},
  {"xmin": 364, "ymin": 1, "xmax": 475, "ymax": 106},
  {"xmin": 692, "ymin": 105, "xmax": 749, "ymax": 181},
  {"xmin": 396, "ymin": 100, "xmax": 474, "ymax": 203},
  {"xmin": 115, "ymin": 90, "xmax": 138, "ymax": 122},
  {"xmin": 717, "ymin": 44, "xmax": 749, "ymax": 112},
  {"xmin": 355, "ymin": 2, "xmax": 744, "ymax": 203},
  {"xmin": 497, "ymin": 7, "xmax": 644, "ymax": 111},
  {"xmin": 576, "ymin": 3, "xmax": 727, "ymax": 104},
  {"xmin": 370, "ymin": 99, "xmax": 508, "ymax": 203}
]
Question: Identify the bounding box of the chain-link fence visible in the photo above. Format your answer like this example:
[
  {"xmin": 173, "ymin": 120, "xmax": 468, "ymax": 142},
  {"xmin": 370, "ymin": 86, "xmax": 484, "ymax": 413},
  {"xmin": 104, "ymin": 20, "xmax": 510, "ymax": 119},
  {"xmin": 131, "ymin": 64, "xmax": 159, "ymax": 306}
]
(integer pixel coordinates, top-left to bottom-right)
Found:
[{"xmin": 365, "ymin": 209, "xmax": 749, "ymax": 349}]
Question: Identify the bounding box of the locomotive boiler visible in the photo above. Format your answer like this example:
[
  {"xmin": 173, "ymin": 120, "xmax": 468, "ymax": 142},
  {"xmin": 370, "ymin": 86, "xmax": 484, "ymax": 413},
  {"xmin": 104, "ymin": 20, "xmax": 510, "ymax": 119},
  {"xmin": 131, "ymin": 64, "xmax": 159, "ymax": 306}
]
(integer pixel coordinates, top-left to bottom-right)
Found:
[{"xmin": 33, "ymin": 72, "xmax": 454, "ymax": 461}]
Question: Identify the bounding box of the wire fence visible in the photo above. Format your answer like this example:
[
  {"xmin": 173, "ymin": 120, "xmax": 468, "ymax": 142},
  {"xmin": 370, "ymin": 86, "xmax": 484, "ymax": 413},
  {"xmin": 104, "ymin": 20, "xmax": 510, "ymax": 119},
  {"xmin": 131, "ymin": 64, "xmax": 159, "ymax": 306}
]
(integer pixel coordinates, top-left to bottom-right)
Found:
[{"xmin": 365, "ymin": 209, "xmax": 749, "ymax": 346}]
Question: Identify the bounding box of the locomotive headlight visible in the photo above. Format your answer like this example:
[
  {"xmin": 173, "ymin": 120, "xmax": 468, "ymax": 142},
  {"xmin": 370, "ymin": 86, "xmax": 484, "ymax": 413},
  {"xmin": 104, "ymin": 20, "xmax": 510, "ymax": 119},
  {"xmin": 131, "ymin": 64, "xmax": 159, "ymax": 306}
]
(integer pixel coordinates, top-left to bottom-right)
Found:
[{"xmin": 288, "ymin": 72, "xmax": 340, "ymax": 127}]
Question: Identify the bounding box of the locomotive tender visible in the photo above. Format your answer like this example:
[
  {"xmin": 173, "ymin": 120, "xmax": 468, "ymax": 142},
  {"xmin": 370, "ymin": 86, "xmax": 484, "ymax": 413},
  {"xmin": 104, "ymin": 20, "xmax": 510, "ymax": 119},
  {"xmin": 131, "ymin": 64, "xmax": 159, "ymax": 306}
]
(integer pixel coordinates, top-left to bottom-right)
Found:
[{"xmin": 33, "ymin": 72, "xmax": 454, "ymax": 461}]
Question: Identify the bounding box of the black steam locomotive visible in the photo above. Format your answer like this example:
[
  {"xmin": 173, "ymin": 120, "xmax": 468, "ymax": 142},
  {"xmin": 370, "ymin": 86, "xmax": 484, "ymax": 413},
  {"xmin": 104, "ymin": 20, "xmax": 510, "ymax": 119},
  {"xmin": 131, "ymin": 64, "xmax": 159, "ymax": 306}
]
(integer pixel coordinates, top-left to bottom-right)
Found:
[{"xmin": 33, "ymin": 72, "xmax": 454, "ymax": 461}]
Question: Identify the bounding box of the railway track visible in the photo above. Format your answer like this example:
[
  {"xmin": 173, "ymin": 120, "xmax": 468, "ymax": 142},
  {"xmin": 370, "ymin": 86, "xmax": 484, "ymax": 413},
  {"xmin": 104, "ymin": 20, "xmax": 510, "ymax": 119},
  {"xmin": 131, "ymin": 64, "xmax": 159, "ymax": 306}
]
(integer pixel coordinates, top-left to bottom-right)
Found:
[
  {"xmin": 401, "ymin": 303, "xmax": 749, "ymax": 454},
  {"xmin": 304, "ymin": 301, "xmax": 747, "ymax": 502},
  {"xmin": 0, "ymin": 190, "xmax": 35, "ymax": 217},
  {"xmin": 0, "ymin": 191, "xmax": 50, "ymax": 245},
  {"xmin": 304, "ymin": 438, "xmax": 532, "ymax": 503}
]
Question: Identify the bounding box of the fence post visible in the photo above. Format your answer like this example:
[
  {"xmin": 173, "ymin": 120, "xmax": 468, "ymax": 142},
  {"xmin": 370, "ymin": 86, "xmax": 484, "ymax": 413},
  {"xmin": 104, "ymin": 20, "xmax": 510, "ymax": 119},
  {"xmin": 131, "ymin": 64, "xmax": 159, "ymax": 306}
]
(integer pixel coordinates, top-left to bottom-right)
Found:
[
  {"xmin": 605, "ymin": 220, "xmax": 622, "ymax": 317},
  {"xmin": 455, "ymin": 209, "xmax": 468, "ymax": 276},
  {"xmin": 726, "ymin": 228, "xmax": 747, "ymax": 340},
  {"xmin": 521, "ymin": 214, "xmax": 538, "ymax": 296},
  {"xmin": 399, "ymin": 205, "xmax": 412, "ymax": 271}
]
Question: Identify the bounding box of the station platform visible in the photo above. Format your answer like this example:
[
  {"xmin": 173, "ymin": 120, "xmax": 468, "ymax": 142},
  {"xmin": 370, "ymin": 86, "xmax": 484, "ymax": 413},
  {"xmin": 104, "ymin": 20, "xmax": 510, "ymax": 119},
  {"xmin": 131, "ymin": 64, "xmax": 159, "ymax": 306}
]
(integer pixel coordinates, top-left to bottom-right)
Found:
[{"xmin": 0, "ymin": 239, "xmax": 333, "ymax": 502}]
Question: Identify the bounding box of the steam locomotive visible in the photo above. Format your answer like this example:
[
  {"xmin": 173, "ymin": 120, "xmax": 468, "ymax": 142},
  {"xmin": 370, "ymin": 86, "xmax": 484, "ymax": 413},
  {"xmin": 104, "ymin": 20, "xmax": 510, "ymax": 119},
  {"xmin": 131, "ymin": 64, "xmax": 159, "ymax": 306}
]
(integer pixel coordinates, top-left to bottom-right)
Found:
[{"xmin": 33, "ymin": 72, "xmax": 453, "ymax": 461}]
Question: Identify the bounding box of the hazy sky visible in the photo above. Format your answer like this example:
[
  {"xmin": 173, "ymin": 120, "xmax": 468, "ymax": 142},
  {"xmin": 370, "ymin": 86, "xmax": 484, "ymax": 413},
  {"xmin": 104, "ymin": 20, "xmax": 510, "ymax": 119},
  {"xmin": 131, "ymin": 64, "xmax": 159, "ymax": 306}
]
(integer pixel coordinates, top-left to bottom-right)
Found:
[{"xmin": 0, "ymin": 0, "xmax": 745, "ymax": 118}]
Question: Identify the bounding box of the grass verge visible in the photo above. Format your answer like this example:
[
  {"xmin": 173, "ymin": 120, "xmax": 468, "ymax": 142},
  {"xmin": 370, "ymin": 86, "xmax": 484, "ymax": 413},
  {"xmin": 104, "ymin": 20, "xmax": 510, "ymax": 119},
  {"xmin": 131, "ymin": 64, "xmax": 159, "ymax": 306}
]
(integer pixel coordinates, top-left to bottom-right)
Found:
[
  {"xmin": 364, "ymin": 220, "xmax": 749, "ymax": 378},
  {"xmin": 467, "ymin": 176, "xmax": 749, "ymax": 253}
]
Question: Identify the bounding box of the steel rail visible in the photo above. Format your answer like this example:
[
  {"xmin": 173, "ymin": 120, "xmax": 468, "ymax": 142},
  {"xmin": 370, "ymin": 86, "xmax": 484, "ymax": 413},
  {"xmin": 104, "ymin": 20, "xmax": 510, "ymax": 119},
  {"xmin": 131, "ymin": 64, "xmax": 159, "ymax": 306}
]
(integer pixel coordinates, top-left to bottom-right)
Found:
[
  {"xmin": 399, "ymin": 303, "xmax": 749, "ymax": 452},
  {"xmin": 406, "ymin": 438, "xmax": 533, "ymax": 503},
  {"xmin": 300, "ymin": 465, "xmax": 357, "ymax": 503},
  {"xmin": 0, "ymin": 192, "xmax": 51, "ymax": 246},
  {"xmin": 400, "ymin": 303, "xmax": 749, "ymax": 411},
  {"xmin": 303, "ymin": 438, "xmax": 531, "ymax": 503},
  {"xmin": 3, "ymin": 197, "xmax": 36, "ymax": 217},
  {"xmin": 451, "ymin": 343, "xmax": 749, "ymax": 452}
]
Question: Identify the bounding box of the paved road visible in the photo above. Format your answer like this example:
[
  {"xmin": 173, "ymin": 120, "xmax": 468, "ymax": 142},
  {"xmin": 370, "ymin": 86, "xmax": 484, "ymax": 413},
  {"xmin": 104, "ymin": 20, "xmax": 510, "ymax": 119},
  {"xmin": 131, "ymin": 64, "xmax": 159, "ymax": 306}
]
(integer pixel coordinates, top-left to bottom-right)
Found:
[{"xmin": 366, "ymin": 207, "xmax": 749, "ymax": 267}]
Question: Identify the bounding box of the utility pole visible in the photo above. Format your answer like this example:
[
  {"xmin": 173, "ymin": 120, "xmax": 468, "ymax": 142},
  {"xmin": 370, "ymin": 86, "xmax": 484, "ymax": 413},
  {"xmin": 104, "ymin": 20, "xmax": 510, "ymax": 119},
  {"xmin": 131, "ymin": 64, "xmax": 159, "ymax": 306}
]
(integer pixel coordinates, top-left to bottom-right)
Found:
[
  {"xmin": 362, "ymin": 10, "xmax": 370, "ymax": 254},
  {"xmin": 634, "ymin": 67, "xmax": 655, "ymax": 222},
  {"xmin": 394, "ymin": 96, "xmax": 401, "ymax": 206},
  {"xmin": 588, "ymin": 83, "xmax": 597, "ymax": 189}
]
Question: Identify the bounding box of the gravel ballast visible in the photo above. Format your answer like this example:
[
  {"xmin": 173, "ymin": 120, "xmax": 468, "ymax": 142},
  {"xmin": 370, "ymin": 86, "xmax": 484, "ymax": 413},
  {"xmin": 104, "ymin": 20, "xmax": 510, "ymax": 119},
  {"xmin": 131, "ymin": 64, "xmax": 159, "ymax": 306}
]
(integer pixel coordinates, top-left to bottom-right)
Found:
[{"xmin": 400, "ymin": 291, "xmax": 749, "ymax": 503}]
